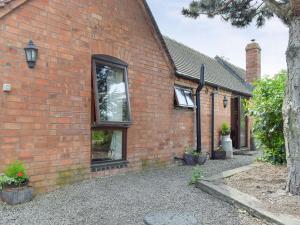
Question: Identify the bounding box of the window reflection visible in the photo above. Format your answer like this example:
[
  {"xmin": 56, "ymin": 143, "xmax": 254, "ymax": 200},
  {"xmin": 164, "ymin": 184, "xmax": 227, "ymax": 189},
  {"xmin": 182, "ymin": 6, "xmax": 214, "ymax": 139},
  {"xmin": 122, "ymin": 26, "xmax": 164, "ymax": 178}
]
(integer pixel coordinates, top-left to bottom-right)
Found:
[
  {"xmin": 96, "ymin": 64, "xmax": 130, "ymax": 122},
  {"xmin": 92, "ymin": 130, "xmax": 123, "ymax": 161}
]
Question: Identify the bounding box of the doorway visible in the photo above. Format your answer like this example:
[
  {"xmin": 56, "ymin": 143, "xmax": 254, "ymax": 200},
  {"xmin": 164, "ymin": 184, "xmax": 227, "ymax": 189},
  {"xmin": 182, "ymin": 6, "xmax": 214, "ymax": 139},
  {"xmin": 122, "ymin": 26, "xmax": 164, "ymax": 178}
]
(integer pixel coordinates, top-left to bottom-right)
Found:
[{"xmin": 231, "ymin": 97, "xmax": 248, "ymax": 149}]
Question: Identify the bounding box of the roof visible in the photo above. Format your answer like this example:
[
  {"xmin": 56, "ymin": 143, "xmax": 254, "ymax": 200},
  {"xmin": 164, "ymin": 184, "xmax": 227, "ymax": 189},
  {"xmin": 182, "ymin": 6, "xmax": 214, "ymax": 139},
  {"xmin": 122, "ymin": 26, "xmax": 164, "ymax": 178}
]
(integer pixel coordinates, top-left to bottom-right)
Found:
[
  {"xmin": 0, "ymin": 0, "xmax": 14, "ymax": 7},
  {"xmin": 163, "ymin": 36, "xmax": 252, "ymax": 96},
  {"xmin": 0, "ymin": 0, "xmax": 27, "ymax": 19},
  {"xmin": 215, "ymin": 56, "xmax": 246, "ymax": 80}
]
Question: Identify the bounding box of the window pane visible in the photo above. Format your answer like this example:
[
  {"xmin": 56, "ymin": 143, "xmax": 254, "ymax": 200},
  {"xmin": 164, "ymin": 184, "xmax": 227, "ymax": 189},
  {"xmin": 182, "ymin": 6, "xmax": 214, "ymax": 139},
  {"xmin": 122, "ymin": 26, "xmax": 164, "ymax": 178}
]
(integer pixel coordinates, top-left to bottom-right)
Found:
[
  {"xmin": 95, "ymin": 64, "xmax": 130, "ymax": 122},
  {"xmin": 175, "ymin": 87, "xmax": 187, "ymax": 106},
  {"xmin": 92, "ymin": 130, "xmax": 123, "ymax": 161},
  {"xmin": 184, "ymin": 90, "xmax": 194, "ymax": 107}
]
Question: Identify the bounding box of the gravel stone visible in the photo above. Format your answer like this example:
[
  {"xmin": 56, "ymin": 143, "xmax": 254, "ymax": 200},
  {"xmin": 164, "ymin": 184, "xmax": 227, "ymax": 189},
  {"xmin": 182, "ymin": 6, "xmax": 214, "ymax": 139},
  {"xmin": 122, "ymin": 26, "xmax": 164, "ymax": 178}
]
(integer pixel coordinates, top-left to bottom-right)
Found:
[{"xmin": 0, "ymin": 152, "xmax": 268, "ymax": 225}]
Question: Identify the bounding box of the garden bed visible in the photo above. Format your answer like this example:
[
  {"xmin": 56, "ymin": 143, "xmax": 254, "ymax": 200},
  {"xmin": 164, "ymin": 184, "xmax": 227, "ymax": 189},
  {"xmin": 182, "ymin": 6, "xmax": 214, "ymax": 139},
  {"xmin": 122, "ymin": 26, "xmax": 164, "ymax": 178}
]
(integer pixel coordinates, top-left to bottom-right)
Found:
[{"xmin": 224, "ymin": 162, "xmax": 300, "ymax": 218}]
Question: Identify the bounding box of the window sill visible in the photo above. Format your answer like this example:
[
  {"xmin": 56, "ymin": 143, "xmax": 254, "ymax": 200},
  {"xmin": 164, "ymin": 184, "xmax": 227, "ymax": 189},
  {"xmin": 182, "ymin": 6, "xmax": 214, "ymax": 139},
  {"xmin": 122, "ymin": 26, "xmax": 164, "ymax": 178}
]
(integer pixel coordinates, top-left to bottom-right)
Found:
[
  {"xmin": 174, "ymin": 106, "xmax": 195, "ymax": 111},
  {"xmin": 92, "ymin": 123, "xmax": 131, "ymax": 129},
  {"xmin": 91, "ymin": 160, "xmax": 128, "ymax": 172}
]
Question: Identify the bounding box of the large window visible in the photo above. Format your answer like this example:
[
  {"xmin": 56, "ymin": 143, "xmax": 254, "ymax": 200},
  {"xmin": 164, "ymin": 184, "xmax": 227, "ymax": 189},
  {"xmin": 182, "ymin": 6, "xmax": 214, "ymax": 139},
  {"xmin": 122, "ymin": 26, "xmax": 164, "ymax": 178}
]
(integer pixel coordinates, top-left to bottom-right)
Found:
[
  {"xmin": 92, "ymin": 55, "xmax": 131, "ymax": 164},
  {"xmin": 174, "ymin": 86, "xmax": 195, "ymax": 108}
]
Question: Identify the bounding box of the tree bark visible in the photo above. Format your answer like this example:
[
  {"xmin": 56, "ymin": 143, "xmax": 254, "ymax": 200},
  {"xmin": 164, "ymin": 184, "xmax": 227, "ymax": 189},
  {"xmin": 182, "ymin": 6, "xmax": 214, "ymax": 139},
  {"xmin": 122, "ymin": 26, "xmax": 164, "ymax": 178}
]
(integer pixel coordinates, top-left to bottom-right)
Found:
[{"xmin": 283, "ymin": 16, "xmax": 300, "ymax": 195}]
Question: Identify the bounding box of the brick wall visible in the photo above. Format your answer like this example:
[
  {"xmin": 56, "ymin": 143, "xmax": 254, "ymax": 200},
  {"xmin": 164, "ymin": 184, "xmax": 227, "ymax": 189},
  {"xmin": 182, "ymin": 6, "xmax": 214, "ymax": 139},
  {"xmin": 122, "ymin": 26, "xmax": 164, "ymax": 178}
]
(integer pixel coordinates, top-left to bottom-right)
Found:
[
  {"xmin": 174, "ymin": 78, "xmax": 233, "ymax": 153},
  {"xmin": 0, "ymin": 0, "xmax": 249, "ymax": 193},
  {"xmin": 246, "ymin": 41, "xmax": 261, "ymax": 83}
]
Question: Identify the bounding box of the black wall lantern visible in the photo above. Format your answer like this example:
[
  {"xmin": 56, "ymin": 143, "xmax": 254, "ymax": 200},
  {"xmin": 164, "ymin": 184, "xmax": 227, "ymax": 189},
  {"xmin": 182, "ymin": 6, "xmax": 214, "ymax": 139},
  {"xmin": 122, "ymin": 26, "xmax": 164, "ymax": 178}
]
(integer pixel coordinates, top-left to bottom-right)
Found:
[
  {"xmin": 24, "ymin": 40, "xmax": 38, "ymax": 69},
  {"xmin": 223, "ymin": 96, "xmax": 228, "ymax": 108}
]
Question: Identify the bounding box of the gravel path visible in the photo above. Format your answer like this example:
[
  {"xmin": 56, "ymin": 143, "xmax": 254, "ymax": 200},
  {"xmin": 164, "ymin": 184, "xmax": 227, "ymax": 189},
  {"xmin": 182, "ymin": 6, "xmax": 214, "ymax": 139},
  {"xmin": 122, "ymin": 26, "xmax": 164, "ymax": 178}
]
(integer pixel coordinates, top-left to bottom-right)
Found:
[{"xmin": 0, "ymin": 153, "xmax": 268, "ymax": 225}]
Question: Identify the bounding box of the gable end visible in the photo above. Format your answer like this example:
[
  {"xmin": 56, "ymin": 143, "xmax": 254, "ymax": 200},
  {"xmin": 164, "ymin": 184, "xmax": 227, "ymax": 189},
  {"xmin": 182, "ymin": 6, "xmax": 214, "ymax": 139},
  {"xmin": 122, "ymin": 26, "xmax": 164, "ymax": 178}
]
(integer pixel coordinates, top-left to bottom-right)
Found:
[{"xmin": 0, "ymin": 0, "xmax": 28, "ymax": 19}]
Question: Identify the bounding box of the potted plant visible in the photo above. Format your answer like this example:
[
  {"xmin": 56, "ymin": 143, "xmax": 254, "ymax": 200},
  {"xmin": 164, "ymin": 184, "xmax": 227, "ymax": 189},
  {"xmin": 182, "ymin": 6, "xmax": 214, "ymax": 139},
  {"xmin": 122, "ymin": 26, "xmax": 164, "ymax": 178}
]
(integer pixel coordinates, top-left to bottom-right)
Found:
[
  {"xmin": 0, "ymin": 161, "xmax": 33, "ymax": 205},
  {"xmin": 183, "ymin": 147, "xmax": 207, "ymax": 165},
  {"xmin": 221, "ymin": 122, "xmax": 233, "ymax": 159},
  {"xmin": 213, "ymin": 145, "xmax": 226, "ymax": 160}
]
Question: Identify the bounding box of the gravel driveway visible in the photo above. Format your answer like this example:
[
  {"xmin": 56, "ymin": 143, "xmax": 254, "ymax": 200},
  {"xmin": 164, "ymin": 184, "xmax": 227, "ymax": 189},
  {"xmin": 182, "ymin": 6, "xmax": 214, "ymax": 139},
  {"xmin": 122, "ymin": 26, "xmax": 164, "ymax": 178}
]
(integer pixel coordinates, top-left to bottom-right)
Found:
[{"xmin": 0, "ymin": 153, "xmax": 268, "ymax": 225}]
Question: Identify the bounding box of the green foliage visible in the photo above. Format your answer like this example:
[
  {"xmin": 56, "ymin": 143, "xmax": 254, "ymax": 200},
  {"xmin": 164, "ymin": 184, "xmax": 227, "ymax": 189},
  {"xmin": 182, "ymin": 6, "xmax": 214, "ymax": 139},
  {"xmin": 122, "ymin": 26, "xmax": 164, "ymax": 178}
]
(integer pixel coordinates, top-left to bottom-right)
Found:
[
  {"xmin": 0, "ymin": 175, "xmax": 16, "ymax": 190},
  {"xmin": 182, "ymin": 0, "xmax": 292, "ymax": 27},
  {"xmin": 244, "ymin": 71, "xmax": 287, "ymax": 164},
  {"xmin": 185, "ymin": 146, "xmax": 203, "ymax": 156},
  {"xmin": 189, "ymin": 165, "xmax": 203, "ymax": 185},
  {"xmin": 92, "ymin": 130, "xmax": 113, "ymax": 148},
  {"xmin": 0, "ymin": 161, "xmax": 28, "ymax": 190},
  {"xmin": 221, "ymin": 122, "xmax": 231, "ymax": 135},
  {"xmin": 3, "ymin": 160, "xmax": 28, "ymax": 184}
]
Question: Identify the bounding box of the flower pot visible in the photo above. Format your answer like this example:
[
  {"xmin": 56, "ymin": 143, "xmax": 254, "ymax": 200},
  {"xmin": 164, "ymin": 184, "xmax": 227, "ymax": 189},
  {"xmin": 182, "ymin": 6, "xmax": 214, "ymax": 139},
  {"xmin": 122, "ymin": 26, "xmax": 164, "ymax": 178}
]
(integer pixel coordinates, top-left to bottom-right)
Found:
[
  {"xmin": 221, "ymin": 134, "xmax": 233, "ymax": 159},
  {"xmin": 213, "ymin": 151, "xmax": 226, "ymax": 160},
  {"xmin": 197, "ymin": 155, "xmax": 207, "ymax": 165},
  {"xmin": 183, "ymin": 153, "xmax": 207, "ymax": 165},
  {"xmin": 1, "ymin": 181, "xmax": 33, "ymax": 205},
  {"xmin": 183, "ymin": 153, "xmax": 197, "ymax": 166}
]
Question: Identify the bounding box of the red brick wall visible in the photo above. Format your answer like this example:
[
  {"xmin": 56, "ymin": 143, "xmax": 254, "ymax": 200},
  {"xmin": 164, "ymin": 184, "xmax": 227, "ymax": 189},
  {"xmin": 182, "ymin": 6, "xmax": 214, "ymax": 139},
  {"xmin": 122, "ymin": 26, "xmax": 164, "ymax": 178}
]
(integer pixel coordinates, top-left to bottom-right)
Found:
[
  {"xmin": 246, "ymin": 42, "xmax": 261, "ymax": 83},
  {"xmin": 175, "ymin": 78, "xmax": 234, "ymax": 153},
  {"xmin": 0, "ymin": 0, "xmax": 250, "ymax": 193}
]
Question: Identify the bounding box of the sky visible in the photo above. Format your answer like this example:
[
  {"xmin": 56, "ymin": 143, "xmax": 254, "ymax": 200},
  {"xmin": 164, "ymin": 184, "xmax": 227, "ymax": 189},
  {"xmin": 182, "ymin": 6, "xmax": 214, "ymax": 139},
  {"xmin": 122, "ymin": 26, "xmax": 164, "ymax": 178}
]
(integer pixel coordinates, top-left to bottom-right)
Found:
[{"xmin": 147, "ymin": 0, "xmax": 289, "ymax": 76}]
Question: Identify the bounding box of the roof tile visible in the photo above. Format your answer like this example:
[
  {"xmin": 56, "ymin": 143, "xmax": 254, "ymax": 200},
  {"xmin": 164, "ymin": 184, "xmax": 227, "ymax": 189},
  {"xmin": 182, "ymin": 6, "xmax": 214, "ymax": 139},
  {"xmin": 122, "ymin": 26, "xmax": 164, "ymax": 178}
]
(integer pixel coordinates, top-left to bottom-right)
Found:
[{"xmin": 164, "ymin": 36, "xmax": 252, "ymax": 96}]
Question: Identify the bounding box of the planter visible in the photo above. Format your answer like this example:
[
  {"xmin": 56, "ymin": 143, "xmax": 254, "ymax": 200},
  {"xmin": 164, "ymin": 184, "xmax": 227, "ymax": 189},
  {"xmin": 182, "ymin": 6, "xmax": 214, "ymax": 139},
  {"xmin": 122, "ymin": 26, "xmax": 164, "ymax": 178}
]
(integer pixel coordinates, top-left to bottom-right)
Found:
[
  {"xmin": 1, "ymin": 181, "xmax": 33, "ymax": 205},
  {"xmin": 221, "ymin": 134, "xmax": 233, "ymax": 159},
  {"xmin": 197, "ymin": 155, "xmax": 207, "ymax": 165},
  {"xmin": 183, "ymin": 153, "xmax": 197, "ymax": 166},
  {"xmin": 213, "ymin": 151, "xmax": 226, "ymax": 160},
  {"xmin": 183, "ymin": 153, "xmax": 207, "ymax": 165}
]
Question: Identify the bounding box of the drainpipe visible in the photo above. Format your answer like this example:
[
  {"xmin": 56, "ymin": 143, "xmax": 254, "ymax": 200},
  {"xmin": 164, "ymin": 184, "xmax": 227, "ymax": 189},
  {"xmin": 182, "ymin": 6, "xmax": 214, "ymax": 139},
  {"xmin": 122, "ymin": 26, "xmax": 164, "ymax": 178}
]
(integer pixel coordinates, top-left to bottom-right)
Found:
[
  {"xmin": 211, "ymin": 91, "xmax": 215, "ymax": 159},
  {"xmin": 196, "ymin": 64, "xmax": 205, "ymax": 152}
]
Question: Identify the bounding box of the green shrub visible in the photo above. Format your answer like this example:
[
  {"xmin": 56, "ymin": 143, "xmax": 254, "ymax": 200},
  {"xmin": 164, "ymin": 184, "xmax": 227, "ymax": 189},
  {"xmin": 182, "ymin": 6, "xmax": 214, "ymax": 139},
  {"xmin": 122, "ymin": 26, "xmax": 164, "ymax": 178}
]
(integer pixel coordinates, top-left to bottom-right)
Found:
[
  {"xmin": 244, "ymin": 71, "xmax": 286, "ymax": 164},
  {"xmin": 4, "ymin": 160, "xmax": 28, "ymax": 184},
  {"xmin": 189, "ymin": 165, "xmax": 203, "ymax": 185},
  {"xmin": 221, "ymin": 122, "xmax": 231, "ymax": 135},
  {"xmin": 184, "ymin": 146, "xmax": 204, "ymax": 156},
  {"xmin": 0, "ymin": 175, "xmax": 16, "ymax": 190}
]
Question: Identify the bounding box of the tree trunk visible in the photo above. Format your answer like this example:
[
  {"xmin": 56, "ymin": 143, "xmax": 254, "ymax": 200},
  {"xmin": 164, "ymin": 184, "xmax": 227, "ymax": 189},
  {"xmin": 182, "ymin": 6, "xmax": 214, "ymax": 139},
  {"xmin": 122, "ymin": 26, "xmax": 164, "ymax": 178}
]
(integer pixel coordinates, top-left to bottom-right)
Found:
[{"xmin": 283, "ymin": 16, "xmax": 300, "ymax": 195}]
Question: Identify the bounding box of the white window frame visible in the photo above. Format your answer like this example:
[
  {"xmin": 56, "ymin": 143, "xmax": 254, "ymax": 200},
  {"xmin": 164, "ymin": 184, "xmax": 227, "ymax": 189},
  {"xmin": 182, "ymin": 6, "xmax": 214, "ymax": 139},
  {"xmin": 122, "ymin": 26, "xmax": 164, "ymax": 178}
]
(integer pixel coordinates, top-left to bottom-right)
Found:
[{"xmin": 174, "ymin": 86, "xmax": 195, "ymax": 108}]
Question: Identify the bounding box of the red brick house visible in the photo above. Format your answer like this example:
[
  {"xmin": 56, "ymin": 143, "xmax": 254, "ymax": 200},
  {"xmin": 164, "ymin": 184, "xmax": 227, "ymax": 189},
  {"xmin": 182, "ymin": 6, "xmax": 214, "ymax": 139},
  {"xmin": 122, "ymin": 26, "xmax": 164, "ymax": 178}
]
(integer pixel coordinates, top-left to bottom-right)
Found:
[{"xmin": 0, "ymin": 0, "xmax": 260, "ymax": 192}]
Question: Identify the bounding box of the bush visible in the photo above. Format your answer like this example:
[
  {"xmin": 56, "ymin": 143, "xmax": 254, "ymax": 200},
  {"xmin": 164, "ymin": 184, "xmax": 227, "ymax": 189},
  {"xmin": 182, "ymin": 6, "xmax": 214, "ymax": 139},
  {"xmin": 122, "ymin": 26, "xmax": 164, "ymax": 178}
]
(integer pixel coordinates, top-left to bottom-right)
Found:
[
  {"xmin": 0, "ymin": 175, "xmax": 16, "ymax": 190},
  {"xmin": 244, "ymin": 71, "xmax": 286, "ymax": 164},
  {"xmin": 189, "ymin": 165, "xmax": 203, "ymax": 185},
  {"xmin": 3, "ymin": 160, "xmax": 28, "ymax": 184},
  {"xmin": 221, "ymin": 122, "xmax": 231, "ymax": 135}
]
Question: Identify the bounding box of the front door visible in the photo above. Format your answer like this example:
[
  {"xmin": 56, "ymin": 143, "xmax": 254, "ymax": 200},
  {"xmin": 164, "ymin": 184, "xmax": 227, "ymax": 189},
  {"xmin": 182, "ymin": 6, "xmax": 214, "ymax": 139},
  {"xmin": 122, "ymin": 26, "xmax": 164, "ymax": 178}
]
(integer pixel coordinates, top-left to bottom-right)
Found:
[
  {"xmin": 231, "ymin": 97, "xmax": 247, "ymax": 149},
  {"xmin": 231, "ymin": 97, "xmax": 240, "ymax": 149}
]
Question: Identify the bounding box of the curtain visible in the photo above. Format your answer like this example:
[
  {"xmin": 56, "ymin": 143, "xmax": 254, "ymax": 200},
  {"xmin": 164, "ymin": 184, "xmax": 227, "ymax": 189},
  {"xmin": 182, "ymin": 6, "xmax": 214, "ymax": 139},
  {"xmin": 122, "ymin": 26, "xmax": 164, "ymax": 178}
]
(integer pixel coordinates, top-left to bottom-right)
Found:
[{"xmin": 107, "ymin": 69, "xmax": 124, "ymax": 160}]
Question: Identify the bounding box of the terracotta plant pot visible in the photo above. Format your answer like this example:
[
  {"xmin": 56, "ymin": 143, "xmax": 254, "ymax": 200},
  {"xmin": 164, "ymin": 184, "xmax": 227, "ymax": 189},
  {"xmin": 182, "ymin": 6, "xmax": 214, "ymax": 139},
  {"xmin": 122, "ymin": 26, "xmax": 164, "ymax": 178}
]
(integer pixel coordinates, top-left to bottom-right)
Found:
[{"xmin": 1, "ymin": 180, "xmax": 33, "ymax": 205}]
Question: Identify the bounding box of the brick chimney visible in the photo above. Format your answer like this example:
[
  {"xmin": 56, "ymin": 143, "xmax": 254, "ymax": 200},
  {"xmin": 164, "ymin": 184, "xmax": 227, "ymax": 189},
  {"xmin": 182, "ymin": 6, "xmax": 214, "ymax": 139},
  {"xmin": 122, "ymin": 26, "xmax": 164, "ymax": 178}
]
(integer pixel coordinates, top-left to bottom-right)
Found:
[{"xmin": 245, "ymin": 39, "xmax": 261, "ymax": 83}]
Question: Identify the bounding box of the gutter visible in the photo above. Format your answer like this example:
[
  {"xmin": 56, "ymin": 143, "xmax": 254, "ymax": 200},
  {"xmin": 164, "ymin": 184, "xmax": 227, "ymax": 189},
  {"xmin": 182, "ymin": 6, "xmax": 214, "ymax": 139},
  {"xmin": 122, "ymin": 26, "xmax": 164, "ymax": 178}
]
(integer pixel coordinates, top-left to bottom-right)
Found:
[
  {"xmin": 175, "ymin": 71, "xmax": 252, "ymax": 97},
  {"xmin": 196, "ymin": 65, "xmax": 205, "ymax": 152},
  {"xmin": 211, "ymin": 91, "xmax": 215, "ymax": 159}
]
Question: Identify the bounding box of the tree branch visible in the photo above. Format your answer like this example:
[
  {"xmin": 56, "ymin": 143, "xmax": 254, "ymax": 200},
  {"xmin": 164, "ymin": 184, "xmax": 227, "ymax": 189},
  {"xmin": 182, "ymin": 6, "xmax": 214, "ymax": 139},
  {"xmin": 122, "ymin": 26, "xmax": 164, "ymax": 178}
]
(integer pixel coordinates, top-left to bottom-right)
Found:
[{"xmin": 263, "ymin": 0, "xmax": 291, "ymax": 19}]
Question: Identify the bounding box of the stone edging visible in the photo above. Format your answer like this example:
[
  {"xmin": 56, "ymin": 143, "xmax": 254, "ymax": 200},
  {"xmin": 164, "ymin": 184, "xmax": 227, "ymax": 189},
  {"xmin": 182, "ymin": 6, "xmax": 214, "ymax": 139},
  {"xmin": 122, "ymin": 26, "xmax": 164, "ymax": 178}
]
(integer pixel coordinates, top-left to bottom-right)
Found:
[{"xmin": 197, "ymin": 164, "xmax": 300, "ymax": 225}]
